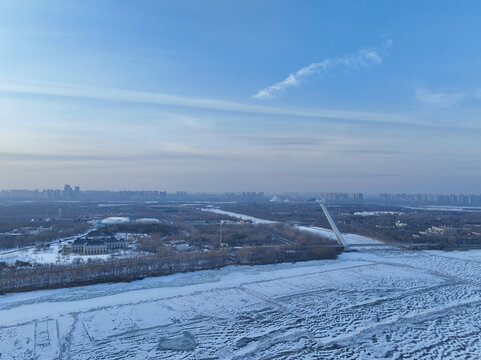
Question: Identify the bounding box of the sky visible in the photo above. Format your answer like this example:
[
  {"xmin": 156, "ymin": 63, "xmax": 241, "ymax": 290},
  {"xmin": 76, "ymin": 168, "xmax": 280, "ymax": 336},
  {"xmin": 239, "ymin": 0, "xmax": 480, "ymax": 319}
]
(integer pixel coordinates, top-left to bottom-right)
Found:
[{"xmin": 1, "ymin": 0, "xmax": 481, "ymax": 193}]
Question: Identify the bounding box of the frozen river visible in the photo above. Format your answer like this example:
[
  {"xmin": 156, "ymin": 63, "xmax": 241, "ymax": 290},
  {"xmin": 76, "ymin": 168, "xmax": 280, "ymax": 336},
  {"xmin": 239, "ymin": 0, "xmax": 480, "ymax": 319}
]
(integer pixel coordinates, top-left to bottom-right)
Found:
[{"xmin": 3, "ymin": 236, "xmax": 481, "ymax": 359}]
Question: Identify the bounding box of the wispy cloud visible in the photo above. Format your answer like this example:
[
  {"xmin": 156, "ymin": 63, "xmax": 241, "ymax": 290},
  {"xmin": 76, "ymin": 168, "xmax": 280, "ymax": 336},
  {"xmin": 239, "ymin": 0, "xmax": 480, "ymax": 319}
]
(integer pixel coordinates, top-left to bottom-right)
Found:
[
  {"xmin": 415, "ymin": 88, "xmax": 466, "ymax": 107},
  {"xmin": 0, "ymin": 79, "xmax": 417, "ymax": 126},
  {"xmin": 253, "ymin": 39, "xmax": 392, "ymax": 100},
  {"xmin": 0, "ymin": 151, "xmax": 231, "ymax": 162}
]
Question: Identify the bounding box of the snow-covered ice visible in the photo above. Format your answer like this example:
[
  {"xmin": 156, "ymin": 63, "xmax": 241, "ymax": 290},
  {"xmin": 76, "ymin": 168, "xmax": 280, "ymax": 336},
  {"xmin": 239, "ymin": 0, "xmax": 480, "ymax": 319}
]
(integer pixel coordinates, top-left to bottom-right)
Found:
[
  {"xmin": 297, "ymin": 225, "xmax": 382, "ymax": 245},
  {"xmin": 2, "ymin": 243, "xmax": 481, "ymax": 359},
  {"xmin": 403, "ymin": 205, "xmax": 481, "ymax": 212},
  {"xmin": 200, "ymin": 208, "xmax": 381, "ymax": 245},
  {"xmin": 353, "ymin": 211, "xmax": 403, "ymax": 216},
  {"xmin": 200, "ymin": 208, "xmax": 277, "ymax": 224}
]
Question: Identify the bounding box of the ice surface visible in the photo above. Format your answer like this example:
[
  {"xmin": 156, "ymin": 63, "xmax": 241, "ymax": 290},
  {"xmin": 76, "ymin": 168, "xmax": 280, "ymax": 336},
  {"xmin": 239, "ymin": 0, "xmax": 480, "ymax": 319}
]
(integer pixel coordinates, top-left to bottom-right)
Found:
[
  {"xmin": 403, "ymin": 205, "xmax": 481, "ymax": 212},
  {"xmin": 200, "ymin": 208, "xmax": 381, "ymax": 245},
  {"xmin": 2, "ymin": 244, "xmax": 481, "ymax": 359},
  {"xmin": 200, "ymin": 208, "xmax": 277, "ymax": 224},
  {"xmin": 353, "ymin": 211, "xmax": 403, "ymax": 216},
  {"xmin": 297, "ymin": 225, "xmax": 382, "ymax": 245}
]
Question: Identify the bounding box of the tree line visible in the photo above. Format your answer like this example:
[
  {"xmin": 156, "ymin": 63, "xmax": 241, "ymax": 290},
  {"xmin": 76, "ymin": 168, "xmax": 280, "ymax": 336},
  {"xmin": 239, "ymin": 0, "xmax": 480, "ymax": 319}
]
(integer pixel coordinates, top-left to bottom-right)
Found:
[{"xmin": 0, "ymin": 244, "xmax": 338, "ymax": 294}]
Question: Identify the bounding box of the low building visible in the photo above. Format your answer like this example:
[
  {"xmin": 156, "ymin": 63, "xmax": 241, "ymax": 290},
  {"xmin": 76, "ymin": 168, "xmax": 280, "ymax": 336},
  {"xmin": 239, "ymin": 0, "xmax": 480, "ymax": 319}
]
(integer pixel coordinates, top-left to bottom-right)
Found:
[
  {"xmin": 83, "ymin": 240, "xmax": 107, "ymax": 254},
  {"xmin": 104, "ymin": 236, "xmax": 127, "ymax": 250},
  {"xmin": 71, "ymin": 236, "xmax": 127, "ymax": 255},
  {"xmin": 170, "ymin": 240, "xmax": 191, "ymax": 251},
  {"xmin": 71, "ymin": 238, "xmax": 89, "ymax": 253}
]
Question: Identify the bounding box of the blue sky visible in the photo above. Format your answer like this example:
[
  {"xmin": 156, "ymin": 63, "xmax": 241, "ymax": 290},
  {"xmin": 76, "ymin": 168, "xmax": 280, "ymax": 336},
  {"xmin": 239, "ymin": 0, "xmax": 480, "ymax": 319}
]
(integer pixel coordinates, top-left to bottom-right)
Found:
[{"xmin": 1, "ymin": 1, "xmax": 481, "ymax": 193}]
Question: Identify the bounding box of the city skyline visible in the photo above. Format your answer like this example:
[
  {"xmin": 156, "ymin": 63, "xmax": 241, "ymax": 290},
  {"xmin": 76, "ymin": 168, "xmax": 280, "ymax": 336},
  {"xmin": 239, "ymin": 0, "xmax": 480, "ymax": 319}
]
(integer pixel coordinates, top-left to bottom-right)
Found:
[
  {"xmin": 3, "ymin": 185, "xmax": 481, "ymax": 206},
  {"xmin": 1, "ymin": 1, "xmax": 481, "ymax": 192}
]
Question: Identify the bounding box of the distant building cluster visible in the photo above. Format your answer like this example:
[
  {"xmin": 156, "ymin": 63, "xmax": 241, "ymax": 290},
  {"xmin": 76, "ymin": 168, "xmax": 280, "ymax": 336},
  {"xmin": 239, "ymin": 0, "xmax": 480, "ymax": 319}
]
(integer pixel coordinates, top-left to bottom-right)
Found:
[
  {"xmin": 0, "ymin": 186, "xmax": 265, "ymax": 202},
  {"xmin": 320, "ymin": 193, "xmax": 364, "ymax": 201},
  {"xmin": 164, "ymin": 191, "xmax": 265, "ymax": 201},
  {"xmin": 62, "ymin": 184, "xmax": 80, "ymax": 200},
  {"xmin": 71, "ymin": 236, "xmax": 127, "ymax": 255},
  {"xmin": 5, "ymin": 186, "xmax": 481, "ymax": 205},
  {"xmin": 379, "ymin": 193, "xmax": 481, "ymax": 205},
  {"xmin": 351, "ymin": 193, "xmax": 364, "ymax": 200}
]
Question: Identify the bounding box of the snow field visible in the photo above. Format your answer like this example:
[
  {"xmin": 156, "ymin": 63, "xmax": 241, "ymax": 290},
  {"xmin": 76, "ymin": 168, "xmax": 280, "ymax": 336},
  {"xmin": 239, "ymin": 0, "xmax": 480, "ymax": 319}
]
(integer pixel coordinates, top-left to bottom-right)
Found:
[{"xmin": 3, "ymin": 244, "xmax": 481, "ymax": 359}]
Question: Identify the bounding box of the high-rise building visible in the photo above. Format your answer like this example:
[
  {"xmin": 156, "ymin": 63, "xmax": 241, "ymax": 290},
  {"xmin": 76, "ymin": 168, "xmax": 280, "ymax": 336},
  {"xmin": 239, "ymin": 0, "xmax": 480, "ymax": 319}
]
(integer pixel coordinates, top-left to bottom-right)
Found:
[
  {"xmin": 351, "ymin": 193, "xmax": 364, "ymax": 200},
  {"xmin": 63, "ymin": 184, "xmax": 73, "ymax": 199}
]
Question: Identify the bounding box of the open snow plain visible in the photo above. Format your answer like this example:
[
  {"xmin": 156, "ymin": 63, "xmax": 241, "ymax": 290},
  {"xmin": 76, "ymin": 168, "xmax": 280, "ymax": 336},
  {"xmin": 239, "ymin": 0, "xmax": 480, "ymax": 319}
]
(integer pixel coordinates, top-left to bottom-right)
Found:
[{"xmin": 2, "ymin": 241, "xmax": 481, "ymax": 359}]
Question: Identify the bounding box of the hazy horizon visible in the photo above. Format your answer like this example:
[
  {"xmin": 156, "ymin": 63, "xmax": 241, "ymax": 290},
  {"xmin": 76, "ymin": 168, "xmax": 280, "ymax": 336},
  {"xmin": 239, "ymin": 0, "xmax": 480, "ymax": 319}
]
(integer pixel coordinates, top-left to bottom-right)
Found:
[{"xmin": 1, "ymin": 1, "xmax": 481, "ymax": 193}]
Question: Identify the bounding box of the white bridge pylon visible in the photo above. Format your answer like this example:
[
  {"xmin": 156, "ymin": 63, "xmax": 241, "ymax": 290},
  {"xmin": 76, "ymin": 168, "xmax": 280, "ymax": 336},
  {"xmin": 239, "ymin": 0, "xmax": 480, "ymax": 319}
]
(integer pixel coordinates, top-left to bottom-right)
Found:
[{"xmin": 319, "ymin": 201, "xmax": 349, "ymax": 249}]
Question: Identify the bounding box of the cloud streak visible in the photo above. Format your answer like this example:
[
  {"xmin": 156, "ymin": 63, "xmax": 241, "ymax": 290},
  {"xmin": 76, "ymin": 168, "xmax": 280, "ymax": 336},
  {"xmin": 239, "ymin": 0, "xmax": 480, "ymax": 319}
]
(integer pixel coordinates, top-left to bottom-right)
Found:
[
  {"xmin": 0, "ymin": 151, "xmax": 233, "ymax": 162},
  {"xmin": 0, "ymin": 79, "xmax": 419, "ymax": 126},
  {"xmin": 253, "ymin": 40, "xmax": 392, "ymax": 100},
  {"xmin": 415, "ymin": 88, "xmax": 465, "ymax": 107}
]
